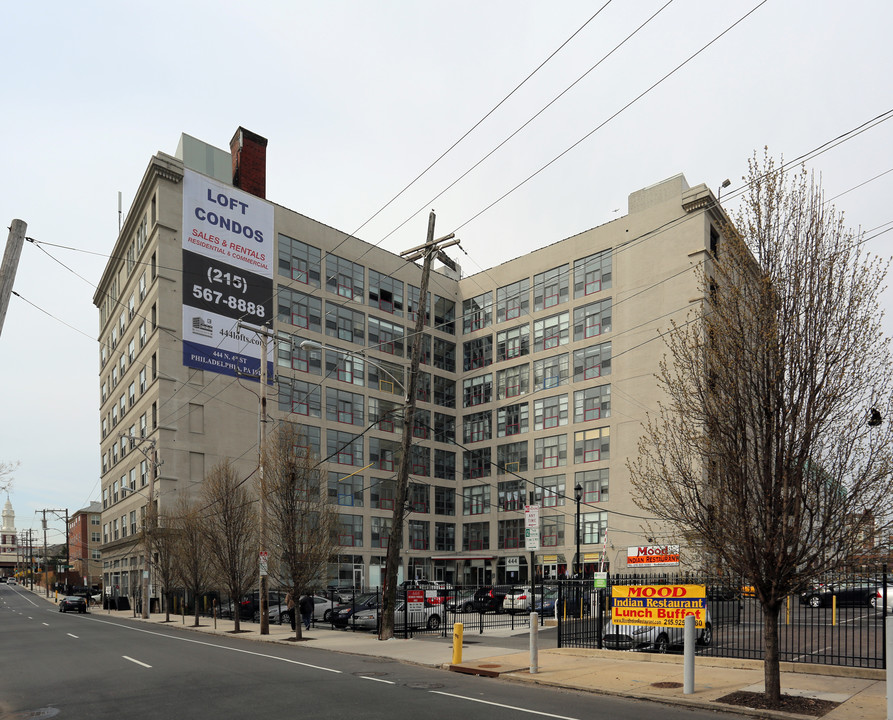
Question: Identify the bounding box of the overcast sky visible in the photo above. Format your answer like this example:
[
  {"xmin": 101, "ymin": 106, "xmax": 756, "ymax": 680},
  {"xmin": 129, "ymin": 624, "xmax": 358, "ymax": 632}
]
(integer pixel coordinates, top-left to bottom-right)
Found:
[{"xmin": 2, "ymin": 1, "xmax": 892, "ymax": 542}]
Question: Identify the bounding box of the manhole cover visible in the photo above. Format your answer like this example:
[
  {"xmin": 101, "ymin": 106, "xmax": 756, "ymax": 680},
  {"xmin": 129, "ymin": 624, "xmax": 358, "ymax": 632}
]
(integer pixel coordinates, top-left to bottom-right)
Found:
[
  {"xmin": 652, "ymin": 681, "xmax": 683, "ymax": 689},
  {"xmin": 405, "ymin": 682, "xmax": 445, "ymax": 690}
]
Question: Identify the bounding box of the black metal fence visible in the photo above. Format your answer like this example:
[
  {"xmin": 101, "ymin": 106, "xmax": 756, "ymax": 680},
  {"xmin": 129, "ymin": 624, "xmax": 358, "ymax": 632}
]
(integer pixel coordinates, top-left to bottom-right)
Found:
[{"xmin": 556, "ymin": 570, "xmax": 889, "ymax": 669}]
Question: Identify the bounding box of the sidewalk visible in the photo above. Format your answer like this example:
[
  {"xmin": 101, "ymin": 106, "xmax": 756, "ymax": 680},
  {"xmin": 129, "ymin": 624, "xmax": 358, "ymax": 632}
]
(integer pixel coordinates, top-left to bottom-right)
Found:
[{"xmin": 31, "ymin": 588, "xmax": 887, "ymax": 720}]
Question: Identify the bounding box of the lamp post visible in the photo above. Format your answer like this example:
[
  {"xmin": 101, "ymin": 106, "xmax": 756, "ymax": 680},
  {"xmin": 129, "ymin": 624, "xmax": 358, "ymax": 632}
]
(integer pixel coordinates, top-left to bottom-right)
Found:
[
  {"xmin": 574, "ymin": 483, "xmax": 583, "ymax": 579},
  {"xmin": 717, "ymin": 178, "xmax": 731, "ymax": 204}
]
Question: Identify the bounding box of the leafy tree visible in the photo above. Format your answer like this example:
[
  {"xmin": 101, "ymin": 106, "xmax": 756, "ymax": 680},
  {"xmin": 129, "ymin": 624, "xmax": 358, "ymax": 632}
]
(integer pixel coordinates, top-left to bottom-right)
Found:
[
  {"xmin": 265, "ymin": 423, "xmax": 340, "ymax": 640},
  {"xmin": 630, "ymin": 151, "xmax": 893, "ymax": 703},
  {"xmin": 200, "ymin": 460, "xmax": 258, "ymax": 633}
]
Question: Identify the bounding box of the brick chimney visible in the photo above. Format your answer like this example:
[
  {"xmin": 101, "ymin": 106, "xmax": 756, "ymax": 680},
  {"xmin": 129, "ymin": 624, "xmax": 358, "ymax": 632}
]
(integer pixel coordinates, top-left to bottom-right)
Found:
[{"xmin": 230, "ymin": 127, "xmax": 268, "ymax": 199}]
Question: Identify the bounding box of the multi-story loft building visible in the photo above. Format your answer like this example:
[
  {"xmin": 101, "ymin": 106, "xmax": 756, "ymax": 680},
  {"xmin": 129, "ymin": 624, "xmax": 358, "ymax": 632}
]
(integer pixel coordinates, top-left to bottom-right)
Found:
[
  {"xmin": 94, "ymin": 126, "xmax": 727, "ymax": 598},
  {"xmin": 68, "ymin": 502, "xmax": 102, "ymax": 589}
]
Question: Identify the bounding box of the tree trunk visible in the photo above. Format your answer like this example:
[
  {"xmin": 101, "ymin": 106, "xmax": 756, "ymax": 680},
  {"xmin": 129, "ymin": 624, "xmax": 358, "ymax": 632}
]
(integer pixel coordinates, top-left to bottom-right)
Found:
[
  {"xmin": 194, "ymin": 603, "xmax": 200, "ymax": 627},
  {"xmin": 762, "ymin": 599, "xmax": 782, "ymax": 702}
]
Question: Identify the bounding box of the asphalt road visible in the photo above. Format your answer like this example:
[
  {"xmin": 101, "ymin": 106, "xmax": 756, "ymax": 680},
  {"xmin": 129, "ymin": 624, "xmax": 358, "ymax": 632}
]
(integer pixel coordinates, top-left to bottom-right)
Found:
[{"xmin": 1, "ymin": 584, "xmax": 749, "ymax": 720}]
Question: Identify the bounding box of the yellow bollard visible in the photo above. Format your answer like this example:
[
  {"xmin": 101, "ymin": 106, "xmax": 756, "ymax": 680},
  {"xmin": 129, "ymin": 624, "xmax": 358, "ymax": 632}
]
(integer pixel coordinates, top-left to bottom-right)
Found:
[
  {"xmin": 452, "ymin": 623, "xmax": 464, "ymax": 665},
  {"xmin": 832, "ymin": 595, "xmax": 837, "ymax": 626}
]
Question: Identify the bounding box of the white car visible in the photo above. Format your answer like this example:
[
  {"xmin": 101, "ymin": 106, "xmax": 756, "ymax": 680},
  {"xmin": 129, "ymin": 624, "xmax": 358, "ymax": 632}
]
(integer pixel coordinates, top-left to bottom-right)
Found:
[
  {"xmin": 7, "ymin": 578, "xmax": 17, "ymax": 585},
  {"xmin": 352, "ymin": 601, "xmax": 443, "ymax": 632}
]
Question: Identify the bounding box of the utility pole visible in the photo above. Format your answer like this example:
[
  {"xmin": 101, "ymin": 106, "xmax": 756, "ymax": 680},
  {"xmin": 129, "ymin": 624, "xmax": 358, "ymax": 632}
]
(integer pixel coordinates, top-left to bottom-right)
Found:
[
  {"xmin": 379, "ymin": 211, "xmax": 459, "ymax": 640},
  {"xmin": 41, "ymin": 509, "xmax": 66, "ymax": 597},
  {"xmin": 141, "ymin": 442, "xmax": 159, "ymax": 618},
  {"xmin": 237, "ymin": 321, "xmax": 274, "ymax": 636},
  {"xmin": 0, "ymin": 219, "xmax": 27, "ymax": 339}
]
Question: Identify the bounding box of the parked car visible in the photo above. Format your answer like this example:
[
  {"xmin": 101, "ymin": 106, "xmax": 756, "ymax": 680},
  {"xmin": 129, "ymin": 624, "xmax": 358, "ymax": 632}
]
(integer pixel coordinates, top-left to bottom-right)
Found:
[
  {"xmin": 59, "ymin": 596, "xmax": 87, "ymax": 614},
  {"xmin": 471, "ymin": 585, "xmax": 513, "ymax": 613},
  {"xmin": 239, "ymin": 590, "xmax": 289, "ymax": 621},
  {"xmin": 445, "ymin": 589, "xmax": 477, "ymax": 613},
  {"xmin": 505, "ymin": 586, "xmax": 556, "ymax": 614},
  {"xmin": 271, "ymin": 595, "xmax": 333, "ymax": 625},
  {"xmin": 329, "ymin": 592, "xmax": 382, "ymax": 627},
  {"xmin": 7, "ymin": 577, "xmax": 17, "ymax": 585},
  {"xmin": 603, "ymin": 611, "xmax": 713, "ymax": 652},
  {"xmin": 352, "ymin": 601, "xmax": 443, "ymax": 632},
  {"xmin": 799, "ymin": 583, "xmax": 880, "ymax": 609},
  {"xmin": 533, "ymin": 588, "xmax": 559, "ymax": 617}
]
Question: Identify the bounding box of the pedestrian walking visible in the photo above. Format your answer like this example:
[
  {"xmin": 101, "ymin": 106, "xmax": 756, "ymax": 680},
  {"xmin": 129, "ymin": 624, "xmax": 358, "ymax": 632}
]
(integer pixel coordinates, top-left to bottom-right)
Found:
[
  {"xmin": 299, "ymin": 593, "xmax": 313, "ymax": 630},
  {"xmin": 285, "ymin": 591, "xmax": 296, "ymax": 630}
]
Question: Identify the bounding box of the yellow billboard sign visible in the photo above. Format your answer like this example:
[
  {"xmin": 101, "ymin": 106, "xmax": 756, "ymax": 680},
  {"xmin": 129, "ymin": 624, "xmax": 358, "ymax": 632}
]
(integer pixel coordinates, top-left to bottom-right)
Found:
[{"xmin": 611, "ymin": 584, "xmax": 706, "ymax": 628}]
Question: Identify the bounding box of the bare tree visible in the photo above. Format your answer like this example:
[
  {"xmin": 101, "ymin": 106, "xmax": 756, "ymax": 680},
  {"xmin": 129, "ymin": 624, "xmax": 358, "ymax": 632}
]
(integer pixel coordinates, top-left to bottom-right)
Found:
[
  {"xmin": 173, "ymin": 496, "xmax": 211, "ymax": 627},
  {"xmin": 201, "ymin": 460, "xmax": 258, "ymax": 633},
  {"xmin": 143, "ymin": 509, "xmax": 178, "ymax": 622},
  {"xmin": 629, "ymin": 151, "xmax": 893, "ymax": 704},
  {"xmin": 0, "ymin": 460, "xmax": 19, "ymax": 493},
  {"xmin": 266, "ymin": 423, "xmax": 340, "ymax": 640}
]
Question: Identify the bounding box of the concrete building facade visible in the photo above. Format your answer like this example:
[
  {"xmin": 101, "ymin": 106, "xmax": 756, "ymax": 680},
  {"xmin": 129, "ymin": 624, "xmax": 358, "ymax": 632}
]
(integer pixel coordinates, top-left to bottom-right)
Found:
[
  {"xmin": 94, "ymin": 127, "xmax": 726, "ymax": 599},
  {"xmin": 68, "ymin": 502, "xmax": 102, "ymax": 589}
]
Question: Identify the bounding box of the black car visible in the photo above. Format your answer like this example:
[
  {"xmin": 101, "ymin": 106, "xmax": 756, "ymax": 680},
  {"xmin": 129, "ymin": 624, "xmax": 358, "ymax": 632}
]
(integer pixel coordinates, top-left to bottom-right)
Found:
[
  {"xmin": 470, "ymin": 585, "xmax": 514, "ymax": 613},
  {"xmin": 799, "ymin": 583, "xmax": 879, "ymax": 608},
  {"xmin": 329, "ymin": 592, "xmax": 382, "ymax": 627},
  {"xmin": 239, "ymin": 590, "xmax": 289, "ymax": 621},
  {"xmin": 59, "ymin": 596, "xmax": 87, "ymax": 613}
]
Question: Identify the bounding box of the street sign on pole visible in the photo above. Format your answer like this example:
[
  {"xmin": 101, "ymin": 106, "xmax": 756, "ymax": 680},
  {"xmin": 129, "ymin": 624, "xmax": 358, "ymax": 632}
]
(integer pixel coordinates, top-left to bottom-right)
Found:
[{"xmin": 524, "ymin": 505, "xmax": 540, "ymax": 552}]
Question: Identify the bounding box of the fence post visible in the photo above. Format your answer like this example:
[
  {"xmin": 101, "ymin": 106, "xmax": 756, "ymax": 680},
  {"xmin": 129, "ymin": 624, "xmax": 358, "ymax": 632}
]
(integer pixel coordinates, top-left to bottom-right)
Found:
[{"xmin": 557, "ymin": 582, "xmax": 562, "ymax": 648}]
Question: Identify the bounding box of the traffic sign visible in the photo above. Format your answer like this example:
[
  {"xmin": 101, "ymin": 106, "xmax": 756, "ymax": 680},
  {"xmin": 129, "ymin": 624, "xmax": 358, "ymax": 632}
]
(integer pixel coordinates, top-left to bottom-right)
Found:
[{"xmin": 524, "ymin": 505, "xmax": 540, "ymax": 551}]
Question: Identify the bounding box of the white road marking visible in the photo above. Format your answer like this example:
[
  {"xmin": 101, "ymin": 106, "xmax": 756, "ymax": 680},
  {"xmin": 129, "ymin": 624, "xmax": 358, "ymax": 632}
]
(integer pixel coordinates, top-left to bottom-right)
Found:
[
  {"xmin": 42, "ymin": 622, "xmax": 49, "ymax": 626},
  {"xmin": 67, "ymin": 633, "xmax": 79, "ymax": 639},
  {"xmin": 361, "ymin": 676, "xmax": 395, "ymax": 684},
  {"xmin": 84, "ymin": 616, "xmax": 342, "ymax": 673},
  {"xmin": 123, "ymin": 656, "xmax": 152, "ymax": 668},
  {"xmin": 430, "ymin": 691, "xmax": 580, "ymax": 720}
]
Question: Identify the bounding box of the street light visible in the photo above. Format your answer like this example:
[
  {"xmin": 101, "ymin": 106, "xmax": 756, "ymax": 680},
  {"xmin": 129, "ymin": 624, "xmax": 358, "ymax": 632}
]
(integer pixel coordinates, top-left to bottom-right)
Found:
[
  {"xmin": 574, "ymin": 483, "xmax": 583, "ymax": 579},
  {"xmin": 717, "ymin": 178, "xmax": 731, "ymax": 204}
]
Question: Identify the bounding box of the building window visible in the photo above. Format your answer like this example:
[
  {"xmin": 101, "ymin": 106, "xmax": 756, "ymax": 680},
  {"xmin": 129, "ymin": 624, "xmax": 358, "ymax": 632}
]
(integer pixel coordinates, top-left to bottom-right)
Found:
[
  {"xmin": 496, "ymin": 278, "xmax": 530, "ymax": 323},
  {"xmin": 497, "ymin": 402, "xmax": 528, "ymax": 437},
  {"xmin": 498, "ymin": 479, "xmax": 525, "ymax": 511},
  {"xmin": 434, "ymin": 412, "xmax": 455, "ymax": 443},
  {"xmin": 325, "ymin": 254, "xmax": 364, "ymax": 300},
  {"xmin": 434, "ymin": 450, "xmax": 456, "ymax": 481},
  {"xmin": 408, "ymin": 520, "xmax": 429, "ymax": 550},
  {"xmin": 573, "ymin": 342, "xmax": 612, "ymax": 381},
  {"xmin": 339, "ymin": 515, "xmax": 363, "ymax": 547},
  {"xmin": 534, "ymin": 435, "xmax": 567, "ymax": 469},
  {"xmin": 496, "ymin": 441, "xmax": 527, "ymax": 476},
  {"xmin": 279, "ymin": 378, "xmax": 322, "ymax": 417},
  {"xmin": 368, "ymin": 316, "xmax": 405, "ymax": 356},
  {"xmin": 496, "ymin": 363, "xmax": 529, "ymax": 400},
  {"xmin": 435, "ymin": 487, "xmax": 455, "ymax": 516},
  {"xmin": 278, "ymin": 287, "xmax": 323, "ymax": 332},
  {"xmin": 366, "ymin": 358, "xmax": 404, "ymax": 396},
  {"xmin": 573, "ymin": 298, "xmax": 612, "ymax": 341},
  {"xmin": 463, "ymin": 410, "xmax": 492, "ymax": 444},
  {"xmin": 326, "ymin": 387, "xmax": 364, "ymax": 426},
  {"xmin": 582, "ymin": 511, "xmax": 607, "ymax": 544},
  {"xmin": 294, "ymin": 424, "xmax": 322, "ymax": 458},
  {"xmin": 433, "ymin": 338, "xmax": 456, "ymax": 372},
  {"xmin": 463, "ymin": 336, "xmax": 493, "ymax": 371},
  {"xmin": 498, "ymin": 519, "xmax": 524, "ymax": 549},
  {"xmin": 371, "ymin": 477, "xmax": 396, "ymax": 510},
  {"xmin": 410, "ymin": 444, "xmax": 430, "ymax": 476},
  {"xmin": 410, "ymin": 408, "xmax": 429, "ymax": 439},
  {"xmin": 278, "ymin": 335, "xmax": 323, "ymax": 375},
  {"xmin": 532, "ymin": 474, "xmax": 566, "ymax": 508},
  {"xmin": 574, "ymin": 384, "xmax": 611, "ymax": 422},
  {"xmin": 278, "ymin": 234, "xmax": 321, "ymax": 286},
  {"xmin": 574, "ymin": 427, "xmax": 610, "ymax": 464},
  {"xmin": 371, "ymin": 516, "xmax": 392, "ymax": 548},
  {"xmin": 463, "ymin": 485, "xmax": 490, "ymax": 515},
  {"xmin": 433, "ymin": 375, "xmax": 455, "ymax": 408},
  {"xmin": 576, "ymin": 468, "xmax": 609, "ymax": 503},
  {"xmin": 325, "ymin": 302, "xmax": 365, "ymax": 344},
  {"xmin": 139, "ymin": 368, "xmax": 146, "ymax": 394},
  {"xmin": 327, "ymin": 430, "xmax": 363, "ymax": 466},
  {"xmin": 534, "ymin": 394, "xmax": 568, "ymax": 431},
  {"xmin": 533, "ymin": 312, "xmax": 569, "ymax": 351},
  {"xmin": 406, "ymin": 285, "xmax": 430, "ymax": 325},
  {"xmin": 409, "ymin": 483, "xmax": 429, "ymax": 513},
  {"xmin": 496, "ymin": 324, "xmax": 530, "ymax": 361},
  {"xmin": 573, "ymin": 249, "xmax": 612, "ymax": 298},
  {"xmin": 325, "ymin": 347, "xmax": 365, "ymax": 387},
  {"xmin": 541, "ymin": 514, "xmax": 565, "ymax": 547},
  {"xmin": 534, "ymin": 264, "xmax": 569, "ymax": 310},
  {"xmin": 434, "ymin": 295, "xmax": 455, "ymax": 335},
  {"xmin": 462, "ymin": 374, "xmax": 492, "ymax": 408},
  {"xmin": 369, "ymin": 270, "xmax": 404, "ymax": 316},
  {"xmin": 328, "ymin": 471, "xmax": 364, "ymax": 507},
  {"xmin": 463, "ymin": 447, "xmax": 491, "ymax": 480},
  {"xmin": 462, "ymin": 522, "xmax": 489, "ymax": 551},
  {"xmin": 435, "ymin": 522, "xmax": 455, "ymax": 551},
  {"xmin": 370, "ymin": 437, "xmax": 400, "ymax": 472},
  {"xmin": 462, "ymin": 292, "xmax": 492, "ymax": 334},
  {"xmin": 369, "ymin": 397, "xmax": 403, "ymax": 433}
]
